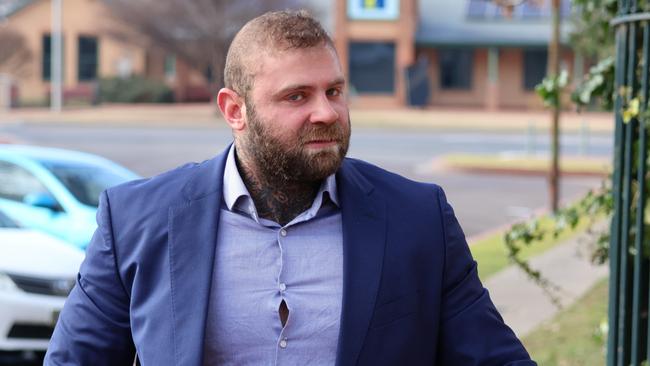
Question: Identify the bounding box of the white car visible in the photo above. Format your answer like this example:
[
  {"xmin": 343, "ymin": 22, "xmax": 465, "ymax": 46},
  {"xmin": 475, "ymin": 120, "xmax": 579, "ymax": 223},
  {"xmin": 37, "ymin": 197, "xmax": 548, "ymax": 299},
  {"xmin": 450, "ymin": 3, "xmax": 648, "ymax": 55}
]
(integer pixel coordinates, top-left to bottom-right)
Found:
[{"xmin": 0, "ymin": 209, "xmax": 84, "ymax": 354}]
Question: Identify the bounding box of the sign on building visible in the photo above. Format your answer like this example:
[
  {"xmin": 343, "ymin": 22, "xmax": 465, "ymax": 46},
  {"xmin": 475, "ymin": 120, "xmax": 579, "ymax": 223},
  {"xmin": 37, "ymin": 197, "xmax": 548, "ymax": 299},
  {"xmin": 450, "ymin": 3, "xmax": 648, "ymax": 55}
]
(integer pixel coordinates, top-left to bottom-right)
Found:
[{"xmin": 347, "ymin": 0, "xmax": 400, "ymax": 20}]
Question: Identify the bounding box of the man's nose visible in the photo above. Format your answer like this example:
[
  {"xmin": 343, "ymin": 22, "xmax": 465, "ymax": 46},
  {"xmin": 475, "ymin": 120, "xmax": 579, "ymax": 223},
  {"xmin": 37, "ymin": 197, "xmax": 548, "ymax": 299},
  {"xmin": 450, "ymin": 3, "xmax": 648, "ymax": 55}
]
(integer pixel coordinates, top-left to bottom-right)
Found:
[{"xmin": 310, "ymin": 94, "xmax": 339, "ymax": 124}]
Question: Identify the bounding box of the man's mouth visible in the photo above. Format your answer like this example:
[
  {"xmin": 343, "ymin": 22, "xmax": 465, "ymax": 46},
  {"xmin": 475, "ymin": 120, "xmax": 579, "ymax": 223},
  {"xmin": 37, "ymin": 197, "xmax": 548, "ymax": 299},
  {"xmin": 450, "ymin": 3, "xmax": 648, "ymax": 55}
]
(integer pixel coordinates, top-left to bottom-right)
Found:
[{"xmin": 304, "ymin": 139, "xmax": 338, "ymax": 148}]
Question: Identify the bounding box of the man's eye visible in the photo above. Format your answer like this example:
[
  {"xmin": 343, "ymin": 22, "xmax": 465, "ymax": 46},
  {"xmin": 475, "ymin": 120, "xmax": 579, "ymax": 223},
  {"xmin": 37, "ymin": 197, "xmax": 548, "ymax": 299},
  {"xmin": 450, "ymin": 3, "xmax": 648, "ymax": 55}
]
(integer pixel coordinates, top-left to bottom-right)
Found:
[
  {"xmin": 327, "ymin": 88, "xmax": 341, "ymax": 97},
  {"xmin": 287, "ymin": 93, "xmax": 305, "ymax": 101}
]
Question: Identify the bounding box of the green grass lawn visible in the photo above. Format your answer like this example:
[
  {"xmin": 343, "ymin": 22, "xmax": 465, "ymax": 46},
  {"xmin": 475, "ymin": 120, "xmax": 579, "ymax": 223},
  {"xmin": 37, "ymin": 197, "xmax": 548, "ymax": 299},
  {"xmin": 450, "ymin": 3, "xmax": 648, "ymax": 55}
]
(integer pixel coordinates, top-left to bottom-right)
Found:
[
  {"xmin": 442, "ymin": 153, "xmax": 611, "ymax": 176},
  {"xmin": 523, "ymin": 279, "xmax": 609, "ymax": 366},
  {"xmin": 470, "ymin": 215, "xmax": 596, "ymax": 280}
]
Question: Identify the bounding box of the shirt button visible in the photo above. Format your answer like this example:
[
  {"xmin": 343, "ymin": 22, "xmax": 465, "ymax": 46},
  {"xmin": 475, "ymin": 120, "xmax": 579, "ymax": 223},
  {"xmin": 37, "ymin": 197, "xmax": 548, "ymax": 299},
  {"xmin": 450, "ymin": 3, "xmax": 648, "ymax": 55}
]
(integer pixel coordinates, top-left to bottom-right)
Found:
[
  {"xmin": 280, "ymin": 229, "xmax": 287, "ymax": 237},
  {"xmin": 279, "ymin": 338, "xmax": 288, "ymax": 349},
  {"xmin": 279, "ymin": 283, "xmax": 287, "ymax": 292}
]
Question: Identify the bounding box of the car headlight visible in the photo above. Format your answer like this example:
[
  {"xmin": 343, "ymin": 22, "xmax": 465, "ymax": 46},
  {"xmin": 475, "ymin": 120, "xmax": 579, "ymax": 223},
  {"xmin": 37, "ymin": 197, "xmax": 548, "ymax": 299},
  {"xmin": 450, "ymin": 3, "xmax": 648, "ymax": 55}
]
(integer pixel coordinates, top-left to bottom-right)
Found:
[{"xmin": 0, "ymin": 272, "xmax": 20, "ymax": 293}]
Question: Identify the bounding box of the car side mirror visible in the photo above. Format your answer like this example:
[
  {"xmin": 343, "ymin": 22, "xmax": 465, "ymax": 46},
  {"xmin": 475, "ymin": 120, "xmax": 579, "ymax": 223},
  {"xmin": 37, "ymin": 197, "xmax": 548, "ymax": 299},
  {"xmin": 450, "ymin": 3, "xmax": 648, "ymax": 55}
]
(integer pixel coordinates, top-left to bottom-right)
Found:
[{"xmin": 23, "ymin": 193, "xmax": 62, "ymax": 212}]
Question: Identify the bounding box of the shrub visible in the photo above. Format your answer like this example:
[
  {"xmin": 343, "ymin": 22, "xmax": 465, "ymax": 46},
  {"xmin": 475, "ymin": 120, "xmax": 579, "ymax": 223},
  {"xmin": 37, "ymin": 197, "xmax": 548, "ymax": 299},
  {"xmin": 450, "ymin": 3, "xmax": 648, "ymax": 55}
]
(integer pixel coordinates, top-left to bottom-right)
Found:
[{"xmin": 98, "ymin": 76, "xmax": 174, "ymax": 103}]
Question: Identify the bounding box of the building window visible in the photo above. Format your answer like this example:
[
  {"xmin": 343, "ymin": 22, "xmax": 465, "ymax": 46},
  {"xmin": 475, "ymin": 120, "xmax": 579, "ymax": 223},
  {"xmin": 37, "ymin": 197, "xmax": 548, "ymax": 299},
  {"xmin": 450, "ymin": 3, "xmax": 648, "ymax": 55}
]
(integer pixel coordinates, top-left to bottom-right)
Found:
[
  {"xmin": 43, "ymin": 34, "xmax": 65, "ymax": 81},
  {"xmin": 467, "ymin": 0, "xmax": 572, "ymax": 20},
  {"xmin": 439, "ymin": 49, "xmax": 474, "ymax": 90},
  {"xmin": 78, "ymin": 36, "xmax": 98, "ymax": 81},
  {"xmin": 523, "ymin": 49, "xmax": 548, "ymax": 91},
  {"xmin": 348, "ymin": 42, "xmax": 395, "ymax": 94},
  {"xmin": 42, "ymin": 34, "xmax": 51, "ymax": 81}
]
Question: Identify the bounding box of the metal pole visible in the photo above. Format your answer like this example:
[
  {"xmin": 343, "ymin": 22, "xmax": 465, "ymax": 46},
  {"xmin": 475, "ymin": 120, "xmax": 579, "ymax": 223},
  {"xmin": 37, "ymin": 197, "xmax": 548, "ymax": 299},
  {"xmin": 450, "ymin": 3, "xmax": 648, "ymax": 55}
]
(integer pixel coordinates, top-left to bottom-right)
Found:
[
  {"xmin": 526, "ymin": 120, "xmax": 536, "ymax": 156},
  {"xmin": 548, "ymin": 0, "xmax": 561, "ymax": 213},
  {"xmin": 50, "ymin": 0, "xmax": 62, "ymax": 112}
]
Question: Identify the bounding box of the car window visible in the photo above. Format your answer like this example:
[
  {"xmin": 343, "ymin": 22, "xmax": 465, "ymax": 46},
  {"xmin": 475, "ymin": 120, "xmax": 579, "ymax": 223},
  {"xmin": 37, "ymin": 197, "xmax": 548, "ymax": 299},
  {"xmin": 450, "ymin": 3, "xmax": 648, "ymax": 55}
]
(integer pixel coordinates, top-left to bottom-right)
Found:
[
  {"xmin": 0, "ymin": 161, "xmax": 53, "ymax": 203},
  {"xmin": 0, "ymin": 210, "xmax": 19, "ymax": 228},
  {"xmin": 40, "ymin": 161, "xmax": 133, "ymax": 207}
]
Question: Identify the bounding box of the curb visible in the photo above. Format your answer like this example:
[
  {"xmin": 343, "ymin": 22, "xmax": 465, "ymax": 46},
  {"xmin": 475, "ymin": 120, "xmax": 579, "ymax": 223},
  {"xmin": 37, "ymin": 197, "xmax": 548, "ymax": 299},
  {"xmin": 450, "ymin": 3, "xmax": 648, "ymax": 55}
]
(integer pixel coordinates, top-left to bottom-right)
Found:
[{"xmin": 444, "ymin": 165, "xmax": 609, "ymax": 178}]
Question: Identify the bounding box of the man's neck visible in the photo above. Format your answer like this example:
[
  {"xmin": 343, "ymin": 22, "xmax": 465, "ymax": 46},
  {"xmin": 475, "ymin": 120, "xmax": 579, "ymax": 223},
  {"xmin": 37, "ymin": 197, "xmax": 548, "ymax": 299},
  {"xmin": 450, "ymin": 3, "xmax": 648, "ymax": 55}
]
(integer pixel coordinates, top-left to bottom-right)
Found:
[{"xmin": 236, "ymin": 149, "xmax": 320, "ymax": 226}]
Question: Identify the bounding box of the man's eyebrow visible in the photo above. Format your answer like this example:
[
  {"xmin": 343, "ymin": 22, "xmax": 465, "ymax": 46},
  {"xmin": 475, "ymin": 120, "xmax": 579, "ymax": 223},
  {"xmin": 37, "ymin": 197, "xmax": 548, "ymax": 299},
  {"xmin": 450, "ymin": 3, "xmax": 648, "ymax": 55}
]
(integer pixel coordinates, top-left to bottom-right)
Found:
[
  {"xmin": 329, "ymin": 78, "xmax": 346, "ymax": 87},
  {"xmin": 275, "ymin": 78, "xmax": 346, "ymax": 96},
  {"xmin": 275, "ymin": 84, "xmax": 311, "ymax": 96}
]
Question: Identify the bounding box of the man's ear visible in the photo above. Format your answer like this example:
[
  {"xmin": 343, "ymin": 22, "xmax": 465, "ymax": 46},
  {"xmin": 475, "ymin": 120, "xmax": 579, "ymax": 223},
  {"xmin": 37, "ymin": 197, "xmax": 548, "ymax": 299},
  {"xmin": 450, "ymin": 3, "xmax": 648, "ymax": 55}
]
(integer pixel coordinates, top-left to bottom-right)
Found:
[{"xmin": 217, "ymin": 88, "xmax": 246, "ymax": 131}]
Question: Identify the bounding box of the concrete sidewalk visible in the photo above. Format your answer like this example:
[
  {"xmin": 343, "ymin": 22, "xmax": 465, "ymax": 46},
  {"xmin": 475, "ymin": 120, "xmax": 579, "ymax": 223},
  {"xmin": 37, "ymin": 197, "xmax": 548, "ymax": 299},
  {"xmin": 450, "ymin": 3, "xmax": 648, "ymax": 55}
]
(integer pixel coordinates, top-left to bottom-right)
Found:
[
  {"xmin": 0, "ymin": 103, "xmax": 614, "ymax": 133},
  {"xmin": 484, "ymin": 221, "xmax": 609, "ymax": 338}
]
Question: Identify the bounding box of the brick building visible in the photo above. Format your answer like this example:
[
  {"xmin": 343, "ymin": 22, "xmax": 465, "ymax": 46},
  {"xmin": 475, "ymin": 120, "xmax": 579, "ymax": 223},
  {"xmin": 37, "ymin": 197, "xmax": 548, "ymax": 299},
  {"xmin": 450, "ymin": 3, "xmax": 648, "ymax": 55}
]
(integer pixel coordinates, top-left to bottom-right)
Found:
[
  {"xmin": 1, "ymin": 0, "xmax": 577, "ymax": 110},
  {"xmin": 0, "ymin": 0, "xmax": 210, "ymax": 106},
  {"xmin": 335, "ymin": 0, "xmax": 577, "ymax": 110}
]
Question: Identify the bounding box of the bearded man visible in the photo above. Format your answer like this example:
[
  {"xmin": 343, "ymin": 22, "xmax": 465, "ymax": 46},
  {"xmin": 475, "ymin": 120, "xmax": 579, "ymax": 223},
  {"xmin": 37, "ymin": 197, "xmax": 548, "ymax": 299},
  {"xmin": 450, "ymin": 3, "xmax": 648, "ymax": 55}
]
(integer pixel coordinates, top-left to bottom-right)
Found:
[{"xmin": 45, "ymin": 10, "xmax": 536, "ymax": 366}]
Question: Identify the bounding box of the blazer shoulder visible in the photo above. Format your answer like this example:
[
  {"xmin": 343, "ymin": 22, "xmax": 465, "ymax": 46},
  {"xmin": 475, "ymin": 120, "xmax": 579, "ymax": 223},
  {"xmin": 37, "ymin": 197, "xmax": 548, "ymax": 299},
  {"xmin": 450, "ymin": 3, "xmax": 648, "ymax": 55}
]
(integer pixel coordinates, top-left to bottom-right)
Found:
[
  {"xmin": 343, "ymin": 157, "xmax": 444, "ymax": 200},
  {"xmin": 106, "ymin": 154, "xmax": 225, "ymax": 214},
  {"xmin": 106, "ymin": 161, "xmax": 204, "ymax": 209}
]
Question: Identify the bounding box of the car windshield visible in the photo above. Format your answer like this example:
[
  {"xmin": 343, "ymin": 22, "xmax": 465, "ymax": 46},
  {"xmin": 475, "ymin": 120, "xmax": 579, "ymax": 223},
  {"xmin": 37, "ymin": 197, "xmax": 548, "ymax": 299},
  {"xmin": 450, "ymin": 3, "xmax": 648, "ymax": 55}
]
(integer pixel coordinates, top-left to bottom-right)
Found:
[
  {"xmin": 0, "ymin": 210, "xmax": 19, "ymax": 228},
  {"xmin": 40, "ymin": 160, "xmax": 135, "ymax": 207}
]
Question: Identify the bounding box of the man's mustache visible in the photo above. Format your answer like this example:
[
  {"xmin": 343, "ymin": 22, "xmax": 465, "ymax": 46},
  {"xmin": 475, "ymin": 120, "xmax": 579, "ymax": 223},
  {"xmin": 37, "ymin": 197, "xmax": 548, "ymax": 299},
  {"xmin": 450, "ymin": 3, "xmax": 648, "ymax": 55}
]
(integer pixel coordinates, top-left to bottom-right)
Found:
[{"xmin": 299, "ymin": 123, "xmax": 348, "ymax": 143}]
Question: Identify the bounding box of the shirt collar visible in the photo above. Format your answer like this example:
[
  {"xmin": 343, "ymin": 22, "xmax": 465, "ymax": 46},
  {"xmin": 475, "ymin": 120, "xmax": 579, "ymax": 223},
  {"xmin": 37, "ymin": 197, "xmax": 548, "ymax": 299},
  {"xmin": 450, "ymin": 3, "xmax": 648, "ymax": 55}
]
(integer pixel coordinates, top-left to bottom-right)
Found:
[{"xmin": 222, "ymin": 144, "xmax": 339, "ymax": 218}]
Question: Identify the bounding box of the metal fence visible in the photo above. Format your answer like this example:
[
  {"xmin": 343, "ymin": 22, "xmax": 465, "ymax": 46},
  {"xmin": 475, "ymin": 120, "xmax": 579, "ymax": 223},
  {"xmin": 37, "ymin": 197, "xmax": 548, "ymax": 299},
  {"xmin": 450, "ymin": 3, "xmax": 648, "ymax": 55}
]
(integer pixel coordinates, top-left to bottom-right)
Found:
[{"xmin": 609, "ymin": 3, "xmax": 650, "ymax": 365}]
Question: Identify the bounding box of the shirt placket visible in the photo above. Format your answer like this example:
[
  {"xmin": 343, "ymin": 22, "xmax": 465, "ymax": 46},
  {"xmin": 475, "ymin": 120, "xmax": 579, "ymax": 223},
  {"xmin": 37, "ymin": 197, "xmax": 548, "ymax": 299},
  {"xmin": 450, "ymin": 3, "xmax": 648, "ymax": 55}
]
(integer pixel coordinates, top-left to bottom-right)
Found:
[{"xmin": 275, "ymin": 225, "xmax": 291, "ymax": 365}]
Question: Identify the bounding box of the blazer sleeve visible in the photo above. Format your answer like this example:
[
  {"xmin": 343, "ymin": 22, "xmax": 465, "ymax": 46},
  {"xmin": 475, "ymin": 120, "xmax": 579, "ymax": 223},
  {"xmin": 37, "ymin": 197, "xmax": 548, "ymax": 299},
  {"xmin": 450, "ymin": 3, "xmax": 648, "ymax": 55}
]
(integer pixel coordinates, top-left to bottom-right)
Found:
[
  {"xmin": 44, "ymin": 191, "xmax": 136, "ymax": 366},
  {"xmin": 434, "ymin": 187, "xmax": 537, "ymax": 366}
]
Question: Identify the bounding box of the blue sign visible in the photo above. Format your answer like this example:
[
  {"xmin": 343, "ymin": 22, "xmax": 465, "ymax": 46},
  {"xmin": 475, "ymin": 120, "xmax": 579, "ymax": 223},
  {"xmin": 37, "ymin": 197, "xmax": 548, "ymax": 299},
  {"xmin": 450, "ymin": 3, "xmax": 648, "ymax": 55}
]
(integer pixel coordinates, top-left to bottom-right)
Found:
[
  {"xmin": 348, "ymin": 0, "xmax": 399, "ymax": 20},
  {"xmin": 363, "ymin": 0, "xmax": 385, "ymax": 9}
]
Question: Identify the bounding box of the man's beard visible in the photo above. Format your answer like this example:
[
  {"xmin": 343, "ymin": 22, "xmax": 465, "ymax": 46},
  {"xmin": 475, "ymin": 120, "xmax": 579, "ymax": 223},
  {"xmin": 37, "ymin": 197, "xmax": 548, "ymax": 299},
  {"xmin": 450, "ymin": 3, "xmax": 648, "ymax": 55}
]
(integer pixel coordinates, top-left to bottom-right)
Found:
[{"xmin": 240, "ymin": 101, "xmax": 350, "ymax": 184}]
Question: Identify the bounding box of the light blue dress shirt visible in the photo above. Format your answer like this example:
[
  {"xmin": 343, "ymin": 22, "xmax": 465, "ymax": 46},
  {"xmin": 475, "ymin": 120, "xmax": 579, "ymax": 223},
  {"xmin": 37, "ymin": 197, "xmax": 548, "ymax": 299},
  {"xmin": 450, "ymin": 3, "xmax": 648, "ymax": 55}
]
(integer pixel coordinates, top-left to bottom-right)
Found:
[{"xmin": 202, "ymin": 146, "xmax": 344, "ymax": 365}]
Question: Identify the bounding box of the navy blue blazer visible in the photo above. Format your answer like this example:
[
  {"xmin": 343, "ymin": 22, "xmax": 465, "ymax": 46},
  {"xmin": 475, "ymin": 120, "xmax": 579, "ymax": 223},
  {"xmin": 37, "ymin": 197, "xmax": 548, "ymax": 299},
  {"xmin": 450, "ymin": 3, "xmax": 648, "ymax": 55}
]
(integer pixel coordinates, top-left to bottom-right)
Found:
[{"xmin": 45, "ymin": 147, "xmax": 536, "ymax": 365}]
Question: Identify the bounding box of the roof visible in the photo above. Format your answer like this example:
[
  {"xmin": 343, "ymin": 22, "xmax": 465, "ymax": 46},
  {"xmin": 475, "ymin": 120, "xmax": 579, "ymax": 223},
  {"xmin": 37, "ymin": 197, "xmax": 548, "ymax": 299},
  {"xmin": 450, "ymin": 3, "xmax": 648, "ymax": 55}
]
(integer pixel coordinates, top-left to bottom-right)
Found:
[
  {"xmin": 416, "ymin": 0, "xmax": 573, "ymax": 47},
  {"xmin": 0, "ymin": 0, "xmax": 35, "ymax": 20}
]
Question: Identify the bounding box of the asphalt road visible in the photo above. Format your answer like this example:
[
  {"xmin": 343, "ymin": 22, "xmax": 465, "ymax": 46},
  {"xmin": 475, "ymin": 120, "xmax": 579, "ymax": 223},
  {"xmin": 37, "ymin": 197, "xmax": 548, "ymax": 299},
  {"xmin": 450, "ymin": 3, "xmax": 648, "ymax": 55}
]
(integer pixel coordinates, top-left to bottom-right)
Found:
[{"xmin": 0, "ymin": 122, "xmax": 608, "ymax": 237}]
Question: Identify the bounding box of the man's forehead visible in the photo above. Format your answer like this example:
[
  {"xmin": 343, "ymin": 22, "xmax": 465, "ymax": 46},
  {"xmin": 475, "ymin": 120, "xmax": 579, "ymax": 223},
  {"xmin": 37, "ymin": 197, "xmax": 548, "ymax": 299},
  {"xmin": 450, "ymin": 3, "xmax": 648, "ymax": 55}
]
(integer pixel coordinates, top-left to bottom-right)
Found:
[{"xmin": 252, "ymin": 46, "xmax": 342, "ymax": 80}]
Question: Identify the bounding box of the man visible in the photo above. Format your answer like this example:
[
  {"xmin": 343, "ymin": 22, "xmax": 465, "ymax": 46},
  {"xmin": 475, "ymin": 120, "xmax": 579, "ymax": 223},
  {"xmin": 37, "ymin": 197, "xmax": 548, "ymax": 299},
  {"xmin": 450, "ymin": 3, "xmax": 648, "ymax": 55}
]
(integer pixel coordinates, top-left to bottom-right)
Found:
[{"xmin": 45, "ymin": 10, "xmax": 536, "ymax": 366}]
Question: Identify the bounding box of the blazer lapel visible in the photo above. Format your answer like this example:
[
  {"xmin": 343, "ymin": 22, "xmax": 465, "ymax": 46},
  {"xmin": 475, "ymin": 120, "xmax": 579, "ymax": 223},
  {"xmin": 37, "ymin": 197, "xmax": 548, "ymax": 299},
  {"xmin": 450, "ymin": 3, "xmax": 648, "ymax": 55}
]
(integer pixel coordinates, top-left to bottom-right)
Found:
[
  {"xmin": 336, "ymin": 161, "xmax": 387, "ymax": 366},
  {"xmin": 168, "ymin": 150, "xmax": 228, "ymax": 366}
]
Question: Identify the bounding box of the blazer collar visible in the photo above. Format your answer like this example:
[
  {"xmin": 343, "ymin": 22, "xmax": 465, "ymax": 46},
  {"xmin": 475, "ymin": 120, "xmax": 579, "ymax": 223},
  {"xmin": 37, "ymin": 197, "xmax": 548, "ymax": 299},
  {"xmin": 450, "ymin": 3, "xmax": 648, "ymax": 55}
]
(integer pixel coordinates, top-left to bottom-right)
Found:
[{"xmin": 180, "ymin": 146, "xmax": 230, "ymax": 202}]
